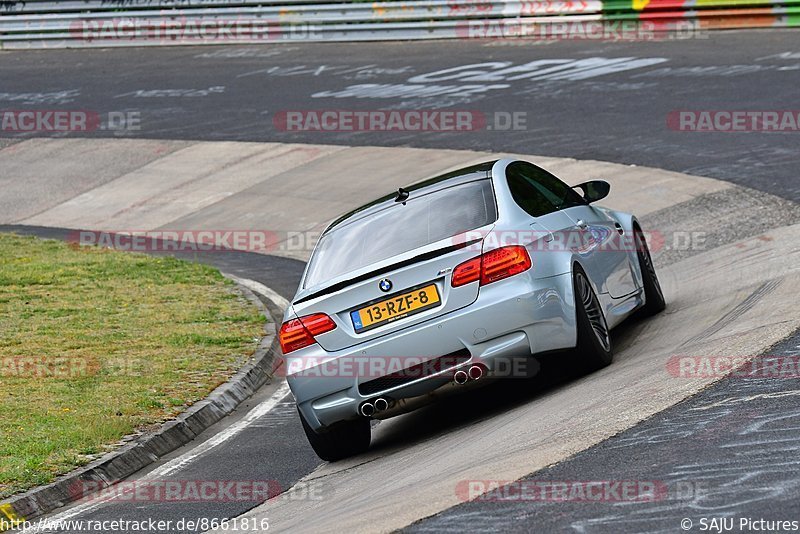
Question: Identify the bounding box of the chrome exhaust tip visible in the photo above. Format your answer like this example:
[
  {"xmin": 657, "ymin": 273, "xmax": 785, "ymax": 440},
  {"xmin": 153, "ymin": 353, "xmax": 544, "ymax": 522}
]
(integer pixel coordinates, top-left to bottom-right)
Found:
[
  {"xmin": 360, "ymin": 402, "xmax": 375, "ymax": 417},
  {"xmin": 373, "ymin": 397, "xmax": 389, "ymax": 412},
  {"xmin": 454, "ymin": 370, "xmax": 469, "ymax": 385},
  {"xmin": 468, "ymin": 365, "xmax": 484, "ymax": 381}
]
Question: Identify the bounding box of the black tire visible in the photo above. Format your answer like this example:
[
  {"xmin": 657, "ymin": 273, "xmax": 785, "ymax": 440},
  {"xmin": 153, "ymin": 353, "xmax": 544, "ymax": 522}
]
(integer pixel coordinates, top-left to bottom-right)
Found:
[
  {"xmin": 298, "ymin": 407, "xmax": 371, "ymax": 462},
  {"xmin": 634, "ymin": 227, "xmax": 666, "ymax": 316},
  {"xmin": 573, "ymin": 267, "xmax": 613, "ymax": 373}
]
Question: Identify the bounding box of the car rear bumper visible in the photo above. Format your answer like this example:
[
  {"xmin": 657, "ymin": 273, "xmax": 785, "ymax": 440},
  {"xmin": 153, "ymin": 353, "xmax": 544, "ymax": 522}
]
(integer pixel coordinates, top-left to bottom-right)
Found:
[{"xmin": 286, "ymin": 271, "xmax": 576, "ymax": 430}]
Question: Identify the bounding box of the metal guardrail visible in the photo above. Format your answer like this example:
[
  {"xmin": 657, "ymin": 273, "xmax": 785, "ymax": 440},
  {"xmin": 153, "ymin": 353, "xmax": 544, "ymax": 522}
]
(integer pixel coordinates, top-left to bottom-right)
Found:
[{"xmin": 0, "ymin": 0, "xmax": 797, "ymax": 48}]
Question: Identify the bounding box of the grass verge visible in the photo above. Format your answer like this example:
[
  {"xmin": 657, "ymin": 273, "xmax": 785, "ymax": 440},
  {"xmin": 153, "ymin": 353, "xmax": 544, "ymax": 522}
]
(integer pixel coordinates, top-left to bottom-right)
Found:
[{"xmin": 0, "ymin": 233, "xmax": 264, "ymax": 499}]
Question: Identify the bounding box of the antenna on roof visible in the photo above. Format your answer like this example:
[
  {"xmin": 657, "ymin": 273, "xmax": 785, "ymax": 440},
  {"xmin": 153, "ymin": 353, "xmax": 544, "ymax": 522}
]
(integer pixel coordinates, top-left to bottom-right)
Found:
[{"xmin": 395, "ymin": 187, "xmax": 410, "ymax": 203}]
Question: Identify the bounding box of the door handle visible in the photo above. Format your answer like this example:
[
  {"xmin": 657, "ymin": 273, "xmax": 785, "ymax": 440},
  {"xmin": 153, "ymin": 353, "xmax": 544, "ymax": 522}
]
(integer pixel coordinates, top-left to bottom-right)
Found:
[{"xmin": 576, "ymin": 219, "xmax": 588, "ymax": 230}]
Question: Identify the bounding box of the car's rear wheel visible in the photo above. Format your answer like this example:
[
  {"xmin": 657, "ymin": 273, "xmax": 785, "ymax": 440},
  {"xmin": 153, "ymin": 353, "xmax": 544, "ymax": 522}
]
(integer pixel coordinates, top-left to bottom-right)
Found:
[
  {"xmin": 298, "ymin": 407, "xmax": 371, "ymax": 461},
  {"xmin": 634, "ymin": 226, "xmax": 666, "ymax": 316},
  {"xmin": 573, "ymin": 267, "xmax": 613, "ymax": 372}
]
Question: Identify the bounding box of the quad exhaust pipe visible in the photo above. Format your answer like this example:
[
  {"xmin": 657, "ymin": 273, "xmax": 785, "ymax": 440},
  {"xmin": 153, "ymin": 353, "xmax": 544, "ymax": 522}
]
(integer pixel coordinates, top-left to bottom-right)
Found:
[
  {"xmin": 453, "ymin": 370, "xmax": 469, "ymax": 385},
  {"xmin": 454, "ymin": 365, "xmax": 485, "ymax": 385},
  {"xmin": 468, "ymin": 365, "xmax": 484, "ymax": 381},
  {"xmin": 360, "ymin": 364, "xmax": 486, "ymax": 417},
  {"xmin": 360, "ymin": 397, "xmax": 390, "ymax": 417}
]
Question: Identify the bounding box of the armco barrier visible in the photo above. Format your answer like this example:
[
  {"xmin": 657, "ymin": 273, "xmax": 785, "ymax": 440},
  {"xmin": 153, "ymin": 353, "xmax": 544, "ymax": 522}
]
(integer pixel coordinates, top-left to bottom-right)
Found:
[{"xmin": 0, "ymin": 0, "xmax": 797, "ymax": 48}]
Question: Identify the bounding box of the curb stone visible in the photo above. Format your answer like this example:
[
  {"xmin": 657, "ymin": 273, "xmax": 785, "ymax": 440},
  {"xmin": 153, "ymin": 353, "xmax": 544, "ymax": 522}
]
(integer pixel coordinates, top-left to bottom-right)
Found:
[{"xmin": 0, "ymin": 277, "xmax": 285, "ymax": 529}]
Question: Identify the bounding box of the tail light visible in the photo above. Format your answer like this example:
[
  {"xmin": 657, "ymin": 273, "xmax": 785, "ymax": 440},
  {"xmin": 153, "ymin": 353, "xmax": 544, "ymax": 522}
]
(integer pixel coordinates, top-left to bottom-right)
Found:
[
  {"xmin": 451, "ymin": 245, "xmax": 532, "ymax": 287},
  {"xmin": 279, "ymin": 313, "xmax": 337, "ymax": 354},
  {"xmin": 480, "ymin": 245, "xmax": 532, "ymax": 284},
  {"xmin": 450, "ymin": 256, "xmax": 482, "ymax": 287}
]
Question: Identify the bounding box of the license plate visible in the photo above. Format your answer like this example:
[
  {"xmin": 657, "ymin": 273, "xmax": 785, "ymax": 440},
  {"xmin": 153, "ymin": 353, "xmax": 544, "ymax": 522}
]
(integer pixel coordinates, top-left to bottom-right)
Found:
[{"xmin": 350, "ymin": 284, "xmax": 441, "ymax": 333}]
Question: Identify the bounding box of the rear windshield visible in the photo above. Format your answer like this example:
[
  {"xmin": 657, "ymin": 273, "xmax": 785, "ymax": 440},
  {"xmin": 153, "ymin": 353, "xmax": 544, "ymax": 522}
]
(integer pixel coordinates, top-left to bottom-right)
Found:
[{"xmin": 304, "ymin": 179, "xmax": 497, "ymax": 288}]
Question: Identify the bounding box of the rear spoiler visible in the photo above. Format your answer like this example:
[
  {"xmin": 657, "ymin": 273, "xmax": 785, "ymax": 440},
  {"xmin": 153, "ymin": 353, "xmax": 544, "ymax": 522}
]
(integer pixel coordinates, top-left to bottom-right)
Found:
[{"xmin": 293, "ymin": 237, "xmax": 483, "ymax": 306}]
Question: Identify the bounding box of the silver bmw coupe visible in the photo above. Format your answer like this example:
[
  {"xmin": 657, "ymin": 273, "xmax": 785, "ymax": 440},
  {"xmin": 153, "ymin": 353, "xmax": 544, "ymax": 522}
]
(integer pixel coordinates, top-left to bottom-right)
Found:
[{"xmin": 279, "ymin": 159, "xmax": 665, "ymax": 460}]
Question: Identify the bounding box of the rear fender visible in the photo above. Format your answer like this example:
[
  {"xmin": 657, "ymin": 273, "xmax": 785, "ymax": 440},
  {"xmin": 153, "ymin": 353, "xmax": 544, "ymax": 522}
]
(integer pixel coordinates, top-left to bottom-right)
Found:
[{"xmin": 603, "ymin": 210, "xmax": 645, "ymax": 290}]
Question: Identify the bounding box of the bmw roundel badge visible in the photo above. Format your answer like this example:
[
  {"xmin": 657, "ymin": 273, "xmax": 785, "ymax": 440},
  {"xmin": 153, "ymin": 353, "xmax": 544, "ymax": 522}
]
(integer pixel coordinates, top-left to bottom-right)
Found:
[{"xmin": 378, "ymin": 278, "xmax": 393, "ymax": 292}]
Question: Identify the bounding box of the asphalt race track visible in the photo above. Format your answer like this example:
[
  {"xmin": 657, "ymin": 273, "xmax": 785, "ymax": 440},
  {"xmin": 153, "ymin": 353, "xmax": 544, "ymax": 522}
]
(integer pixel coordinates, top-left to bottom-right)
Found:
[
  {"xmin": 1, "ymin": 32, "xmax": 800, "ymax": 202},
  {"xmin": 1, "ymin": 29, "xmax": 800, "ymax": 534},
  {"xmin": 407, "ymin": 331, "xmax": 800, "ymax": 533}
]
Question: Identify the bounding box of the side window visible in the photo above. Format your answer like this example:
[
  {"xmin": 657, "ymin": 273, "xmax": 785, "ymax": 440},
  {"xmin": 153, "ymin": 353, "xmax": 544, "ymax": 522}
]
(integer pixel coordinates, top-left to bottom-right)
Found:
[{"xmin": 506, "ymin": 162, "xmax": 585, "ymax": 217}]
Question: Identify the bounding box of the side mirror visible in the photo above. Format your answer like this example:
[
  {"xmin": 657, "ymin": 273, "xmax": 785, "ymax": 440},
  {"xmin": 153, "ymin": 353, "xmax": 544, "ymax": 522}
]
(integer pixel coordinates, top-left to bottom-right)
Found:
[{"xmin": 573, "ymin": 180, "xmax": 610, "ymax": 204}]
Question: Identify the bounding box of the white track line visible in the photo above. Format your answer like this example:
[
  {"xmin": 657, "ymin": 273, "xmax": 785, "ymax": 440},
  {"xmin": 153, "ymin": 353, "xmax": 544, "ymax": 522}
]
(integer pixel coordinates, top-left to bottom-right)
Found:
[
  {"xmin": 21, "ymin": 384, "xmax": 291, "ymax": 530},
  {"xmin": 149, "ymin": 382, "xmax": 291, "ymax": 479},
  {"xmin": 225, "ymin": 274, "xmax": 290, "ymax": 313}
]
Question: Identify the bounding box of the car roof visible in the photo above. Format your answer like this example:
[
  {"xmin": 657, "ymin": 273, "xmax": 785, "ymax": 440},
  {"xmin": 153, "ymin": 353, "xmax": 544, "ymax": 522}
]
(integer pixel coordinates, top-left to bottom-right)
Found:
[{"xmin": 324, "ymin": 160, "xmax": 499, "ymax": 235}]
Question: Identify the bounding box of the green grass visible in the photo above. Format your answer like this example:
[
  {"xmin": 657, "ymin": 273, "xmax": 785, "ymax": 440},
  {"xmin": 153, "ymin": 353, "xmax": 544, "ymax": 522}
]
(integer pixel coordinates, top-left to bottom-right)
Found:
[{"xmin": 0, "ymin": 233, "xmax": 264, "ymax": 500}]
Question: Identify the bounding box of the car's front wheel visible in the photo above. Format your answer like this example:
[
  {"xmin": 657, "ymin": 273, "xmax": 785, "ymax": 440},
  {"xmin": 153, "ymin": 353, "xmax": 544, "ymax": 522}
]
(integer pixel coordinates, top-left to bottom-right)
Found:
[
  {"xmin": 298, "ymin": 407, "xmax": 371, "ymax": 461},
  {"xmin": 573, "ymin": 267, "xmax": 613, "ymax": 372}
]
